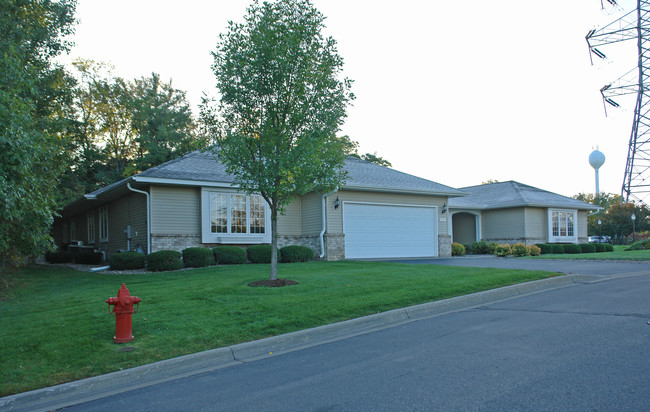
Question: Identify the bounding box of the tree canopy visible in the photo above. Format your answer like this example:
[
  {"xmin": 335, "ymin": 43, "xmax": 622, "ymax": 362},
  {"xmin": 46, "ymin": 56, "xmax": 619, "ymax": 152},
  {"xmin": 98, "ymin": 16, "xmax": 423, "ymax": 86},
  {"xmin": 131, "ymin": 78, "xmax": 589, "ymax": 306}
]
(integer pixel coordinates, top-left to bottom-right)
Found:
[
  {"xmin": 205, "ymin": 0, "xmax": 354, "ymax": 280},
  {"xmin": 574, "ymin": 192, "xmax": 649, "ymax": 241}
]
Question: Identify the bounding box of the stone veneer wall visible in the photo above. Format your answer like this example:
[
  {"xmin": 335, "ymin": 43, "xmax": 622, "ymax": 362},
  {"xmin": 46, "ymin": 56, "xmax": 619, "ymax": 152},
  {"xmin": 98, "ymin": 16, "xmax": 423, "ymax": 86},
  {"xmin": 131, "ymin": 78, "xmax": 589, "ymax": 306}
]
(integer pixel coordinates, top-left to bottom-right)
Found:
[
  {"xmin": 324, "ymin": 234, "xmax": 345, "ymax": 261},
  {"xmin": 151, "ymin": 234, "xmax": 202, "ymax": 252},
  {"xmin": 438, "ymin": 234, "xmax": 452, "ymax": 257},
  {"xmin": 277, "ymin": 235, "xmax": 320, "ymax": 258}
]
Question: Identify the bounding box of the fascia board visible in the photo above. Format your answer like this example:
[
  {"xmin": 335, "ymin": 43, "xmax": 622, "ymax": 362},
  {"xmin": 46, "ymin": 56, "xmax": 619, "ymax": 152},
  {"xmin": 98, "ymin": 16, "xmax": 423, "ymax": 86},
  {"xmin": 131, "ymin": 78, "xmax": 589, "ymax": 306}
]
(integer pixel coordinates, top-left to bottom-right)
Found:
[
  {"xmin": 133, "ymin": 176, "xmax": 239, "ymax": 189},
  {"xmin": 342, "ymin": 184, "xmax": 466, "ymax": 197}
]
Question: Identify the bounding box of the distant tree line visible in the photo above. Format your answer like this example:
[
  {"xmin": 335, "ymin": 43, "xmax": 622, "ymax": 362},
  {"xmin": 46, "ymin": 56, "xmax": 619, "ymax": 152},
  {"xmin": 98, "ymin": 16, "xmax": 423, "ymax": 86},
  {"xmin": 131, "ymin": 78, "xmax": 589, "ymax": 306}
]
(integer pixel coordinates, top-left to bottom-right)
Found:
[{"xmin": 574, "ymin": 192, "xmax": 649, "ymax": 242}]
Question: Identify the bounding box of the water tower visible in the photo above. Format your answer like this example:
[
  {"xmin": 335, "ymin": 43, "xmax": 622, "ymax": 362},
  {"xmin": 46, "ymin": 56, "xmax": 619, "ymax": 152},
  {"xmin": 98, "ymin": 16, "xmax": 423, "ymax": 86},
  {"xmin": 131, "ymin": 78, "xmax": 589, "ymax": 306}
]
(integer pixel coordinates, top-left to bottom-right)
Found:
[{"xmin": 589, "ymin": 148, "xmax": 606, "ymax": 196}]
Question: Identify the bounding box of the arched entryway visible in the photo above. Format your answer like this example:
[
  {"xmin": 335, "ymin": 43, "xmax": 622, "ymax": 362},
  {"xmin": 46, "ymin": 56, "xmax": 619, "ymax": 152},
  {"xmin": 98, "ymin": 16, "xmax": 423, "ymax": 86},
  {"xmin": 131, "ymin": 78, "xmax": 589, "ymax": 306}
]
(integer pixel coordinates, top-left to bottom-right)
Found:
[{"xmin": 452, "ymin": 212, "xmax": 479, "ymax": 244}]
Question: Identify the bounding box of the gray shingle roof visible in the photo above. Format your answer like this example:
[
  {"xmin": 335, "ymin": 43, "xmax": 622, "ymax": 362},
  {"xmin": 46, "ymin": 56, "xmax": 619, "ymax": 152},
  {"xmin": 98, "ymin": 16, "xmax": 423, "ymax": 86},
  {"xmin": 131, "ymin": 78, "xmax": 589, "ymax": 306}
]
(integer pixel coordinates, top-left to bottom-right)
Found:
[
  {"xmin": 85, "ymin": 150, "xmax": 463, "ymax": 198},
  {"xmin": 448, "ymin": 181, "xmax": 600, "ymax": 211}
]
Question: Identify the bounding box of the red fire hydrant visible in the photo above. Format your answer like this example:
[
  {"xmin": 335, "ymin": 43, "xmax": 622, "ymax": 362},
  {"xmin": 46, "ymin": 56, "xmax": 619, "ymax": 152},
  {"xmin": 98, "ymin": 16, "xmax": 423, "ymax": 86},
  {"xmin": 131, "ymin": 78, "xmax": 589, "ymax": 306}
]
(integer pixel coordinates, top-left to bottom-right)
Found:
[{"xmin": 106, "ymin": 283, "xmax": 141, "ymax": 343}]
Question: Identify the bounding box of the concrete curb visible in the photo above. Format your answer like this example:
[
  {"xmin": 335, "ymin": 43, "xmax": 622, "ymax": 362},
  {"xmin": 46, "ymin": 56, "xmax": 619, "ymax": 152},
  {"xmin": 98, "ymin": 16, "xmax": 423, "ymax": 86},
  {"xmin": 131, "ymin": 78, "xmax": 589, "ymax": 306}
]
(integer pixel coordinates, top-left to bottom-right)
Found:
[{"xmin": 0, "ymin": 274, "xmax": 593, "ymax": 412}]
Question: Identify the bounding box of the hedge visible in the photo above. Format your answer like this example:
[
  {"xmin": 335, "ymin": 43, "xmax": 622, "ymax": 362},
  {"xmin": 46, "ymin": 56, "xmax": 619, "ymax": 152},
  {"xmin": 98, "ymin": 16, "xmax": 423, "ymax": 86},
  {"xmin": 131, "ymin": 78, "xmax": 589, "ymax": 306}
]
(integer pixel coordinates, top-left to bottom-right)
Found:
[
  {"xmin": 147, "ymin": 250, "xmax": 183, "ymax": 272},
  {"xmin": 604, "ymin": 243, "xmax": 614, "ymax": 252},
  {"xmin": 551, "ymin": 244, "xmax": 565, "ymax": 254},
  {"xmin": 109, "ymin": 252, "xmax": 145, "ymax": 270},
  {"xmin": 45, "ymin": 250, "xmax": 74, "ymax": 264},
  {"xmin": 536, "ymin": 244, "xmax": 553, "ymax": 254},
  {"xmin": 213, "ymin": 246, "xmax": 247, "ymax": 265},
  {"xmin": 451, "ymin": 242, "xmax": 466, "ymax": 256},
  {"xmin": 247, "ymin": 245, "xmax": 279, "ymax": 264},
  {"xmin": 594, "ymin": 243, "xmax": 607, "ymax": 252},
  {"xmin": 579, "ymin": 243, "xmax": 597, "ymax": 254},
  {"xmin": 75, "ymin": 252, "xmax": 103, "ymax": 265},
  {"xmin": 563, "ymin": 244, "xmax": 582, "ymax": 254},
  {"xmin": 182, "ymin": 247, "xmax": 215, "ymax": 268},
  {"xmin": 280, "ymin": 245, "xmax": 314, "ymax": 263}
]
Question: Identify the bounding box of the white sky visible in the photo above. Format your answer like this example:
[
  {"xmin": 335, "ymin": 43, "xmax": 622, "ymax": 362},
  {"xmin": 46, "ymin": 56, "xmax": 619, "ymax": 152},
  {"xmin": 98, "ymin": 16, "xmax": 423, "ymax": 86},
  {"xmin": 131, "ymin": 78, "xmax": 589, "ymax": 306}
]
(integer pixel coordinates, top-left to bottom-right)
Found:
[{"xmin": 62, "ymin": 0, "xmax": 640, "ymax": 198}]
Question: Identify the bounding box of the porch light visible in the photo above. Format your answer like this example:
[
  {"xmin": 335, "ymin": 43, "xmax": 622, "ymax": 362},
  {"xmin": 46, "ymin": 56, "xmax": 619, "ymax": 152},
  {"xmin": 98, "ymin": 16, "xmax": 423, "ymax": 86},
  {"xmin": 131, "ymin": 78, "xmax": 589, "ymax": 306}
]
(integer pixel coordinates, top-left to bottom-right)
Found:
[
  {"xmin": 334, "ymin": 196, "xmax": 340, "ymax": 209},
  {"xmin": 441, "ymin": 203, "xmax": 447, "ymax": 214}
]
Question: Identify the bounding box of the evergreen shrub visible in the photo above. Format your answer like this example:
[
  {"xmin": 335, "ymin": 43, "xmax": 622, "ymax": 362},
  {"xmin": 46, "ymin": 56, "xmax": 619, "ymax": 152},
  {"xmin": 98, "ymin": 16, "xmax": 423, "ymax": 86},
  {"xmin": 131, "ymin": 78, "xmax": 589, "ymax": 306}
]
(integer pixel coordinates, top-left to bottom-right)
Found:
[
  {"xmin": 451, "ymin": 242, "xmax": 466, "ymax": 256},
  {"xmin": 511, "ymin": 242, "xmax": 530, "ymax": 257},
  {"xmin": 536, "ymin": 244, "xmax": 553, "ymax": 254},
  {"xmin": 75, "ymin": 252, "xmax": 103, "ymax": 264},
  {"xmin": 594, "ymin": 243, "xmax": 607, "ymax": 252},
  {"xmin": 563, "ymin": 244, "xmax": 582, "ymax": 254},
  {"xmin": 213, "ymin": 246, "xmax": 247, "ymax": 265},
  {"xmin": 147, "ymin": 250, "xmax": 183, "ymax": 272},
  {"xmin": 247, "ymin": 245, "xmax": 278, "ymax": 264},
  {"xmin": 604, "ymin": 244, "xmax": 614, "ymax": 252},
  {"xmin": 579, "ymin": 243, "xmax": 597, "ymax": 254},
  {"xmin": 182, "ymin": 247, "xmax": 215, "ymax": 268},
  {"xmin": 280, "ymin": 245, "xmax": 314, "ymax": 263},
  {"xmin": 109, "ymin": 252, "xmax": 145, "ymax": 270},
  {"xmin": 45, "ymin": 250, "xmax": 74, "ymax": 264},
  {"xmin": 551, "ymin": 244, "xmax": 565, "ymax": 254}
]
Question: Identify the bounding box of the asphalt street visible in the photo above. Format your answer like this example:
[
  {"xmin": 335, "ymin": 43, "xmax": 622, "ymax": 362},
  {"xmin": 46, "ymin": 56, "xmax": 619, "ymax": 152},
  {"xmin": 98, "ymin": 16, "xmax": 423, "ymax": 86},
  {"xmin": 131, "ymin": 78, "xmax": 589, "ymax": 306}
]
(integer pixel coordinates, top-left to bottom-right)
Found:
[{"xmin": 60, "ymin": 262, "xmax": 650, "ymax": 411}]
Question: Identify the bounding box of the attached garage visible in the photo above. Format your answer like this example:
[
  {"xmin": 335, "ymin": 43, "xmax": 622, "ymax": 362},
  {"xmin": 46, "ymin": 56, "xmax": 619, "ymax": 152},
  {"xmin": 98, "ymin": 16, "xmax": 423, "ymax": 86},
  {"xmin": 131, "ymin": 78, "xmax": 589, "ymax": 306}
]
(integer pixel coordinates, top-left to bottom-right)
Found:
[{"xmin": 343, "ymin": 202, "xmax": 438, "ymax": 259}]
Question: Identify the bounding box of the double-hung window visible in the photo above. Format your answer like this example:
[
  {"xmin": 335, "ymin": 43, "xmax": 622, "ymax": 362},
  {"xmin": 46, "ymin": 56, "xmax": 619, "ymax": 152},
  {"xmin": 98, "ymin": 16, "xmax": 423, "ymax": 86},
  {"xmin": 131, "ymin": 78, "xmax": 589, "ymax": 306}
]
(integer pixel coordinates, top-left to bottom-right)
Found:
[
  {"xmin": 548, "ymin": 209, "xmax": 577, "ymax": 243},
  {"xmin": 99, "ymin": 205, "xmax": 109, "ymax": 242},
  {"xmin": 87, "ymin": 212, "xmax": 96, "ymax": 243},
  {"xmin": 202, "ymin": 190, "xmax": 270, "ymax": 244}
]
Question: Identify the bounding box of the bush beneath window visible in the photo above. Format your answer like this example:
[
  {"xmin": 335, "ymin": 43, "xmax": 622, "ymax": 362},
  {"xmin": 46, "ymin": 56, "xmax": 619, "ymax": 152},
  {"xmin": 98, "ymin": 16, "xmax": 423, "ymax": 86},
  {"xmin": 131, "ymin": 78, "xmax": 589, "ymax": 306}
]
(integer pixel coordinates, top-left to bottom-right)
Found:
[
  {"xmin": 109, "ymin": 252, "xmax": 145, "ymax": 270},
  {"xmin": 494, "ymin": 244, "xmax": 511, "ymax": 257},
  {"xmin": 247, "ymin": 245, "xmax": 279, "ymax": 264},
  {"xmin": 468, "ymin": 240, "xmax": 497, "ymax": 255},
  {"xmin": 451, "ymin": 242, "xmax": 466, "ymax": 256},
  {"xmin": 280, "ymin": 245, "xmax": 314, "ymax": 263},
  {"xmin": 148, "ymin": 250, "xmax": 183, "ymax": 272},
  {"xmin": 511, "ymin": 243, "xmax": 529, "ymax": 257},
  {"xmin": 563, "ymin": 244, "xmax": 582, "ymax": 254},
  {"xmin": 75, "ymin": 252, "xmax": 103, "ymax": 265},
  {"xmin": 182, "ymin": 247, "xmax": 215, "ymax": 268},
  {"xmin": 579, "ymin": 243, "xmax": 597, "ymax": 254},
  {"xmin": 527, "ymin": 244, "xmax": 541, "ymax": 256},
  {"xmin": 535, "ymin": 244, "xmax": 553, "ymax": 254},
  {"xmin": 551, "ymin": 244, "xmax": 565, "ymax": 254},
  {"xmin": 213, "ymin": 246, "xmax": 247, "ymax": 265},
  {"xmin": 45, "ymin": 250, "xmax": 74, "ymax": 264}
]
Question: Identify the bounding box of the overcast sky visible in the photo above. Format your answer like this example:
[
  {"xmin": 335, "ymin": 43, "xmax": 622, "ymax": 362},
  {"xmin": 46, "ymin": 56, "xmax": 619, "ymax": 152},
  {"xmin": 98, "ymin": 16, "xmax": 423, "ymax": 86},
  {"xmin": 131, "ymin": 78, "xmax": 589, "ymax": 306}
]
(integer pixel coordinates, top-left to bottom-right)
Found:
[{"xmin": 61, "ymin": 0, "xmax": 639, "ymax": 198}]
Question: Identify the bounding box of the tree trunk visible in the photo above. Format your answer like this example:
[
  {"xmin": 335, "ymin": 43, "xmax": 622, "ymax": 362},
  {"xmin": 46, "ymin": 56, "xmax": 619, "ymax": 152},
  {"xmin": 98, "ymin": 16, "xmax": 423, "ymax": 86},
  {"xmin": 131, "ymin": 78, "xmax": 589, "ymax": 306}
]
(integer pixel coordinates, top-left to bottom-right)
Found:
[{"xmin": 270, "ymin": 208, "xmax": 278, "ymax": 281}]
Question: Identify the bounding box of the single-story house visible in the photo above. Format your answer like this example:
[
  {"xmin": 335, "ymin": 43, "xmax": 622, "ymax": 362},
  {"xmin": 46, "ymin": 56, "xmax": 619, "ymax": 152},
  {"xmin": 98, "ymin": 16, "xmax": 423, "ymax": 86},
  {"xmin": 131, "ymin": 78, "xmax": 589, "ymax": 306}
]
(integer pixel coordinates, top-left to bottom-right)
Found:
[
  {"xmin": 448, "ymin": 181, "xmax": 601, "ymax": 245},
  {"xmin": 53, "ymin": 151, "xmax": 465, "ymax": 260}
]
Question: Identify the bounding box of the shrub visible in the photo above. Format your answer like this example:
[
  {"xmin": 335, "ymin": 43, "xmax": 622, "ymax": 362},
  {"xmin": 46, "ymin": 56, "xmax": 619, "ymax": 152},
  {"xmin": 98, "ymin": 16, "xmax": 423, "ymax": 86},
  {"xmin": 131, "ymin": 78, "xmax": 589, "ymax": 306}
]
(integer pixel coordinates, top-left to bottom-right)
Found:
[
  {"xmin": 594, "ymin": 243, "xmax": 607, "ymax": 252},
  {"xmin": 147, "ymin": 250, "xmax": 183, "ymax": 272},
  {"xmin": 604, "ymin": 243, "xmax": 614, "ymax": 252},
  {"xmin": 213, "ymin": 246, "xmax": 246, "ymax": 265},
  {"xmin": 625, "ymin": 239, "xmax": 650, "ymax": 250},
  {"xmin": 469, "ymin": 240, "xmax": 497, "ymax": 255},
  {"xmin": 182, "ymin": 247, "xmax": 215, "ymax": 268},
  {"xmin": 45, "ymin": 250, "xmax": 74, "ymax": 264},
  {"xmin": 551, "ymin": 244, "xmax": 565, "ymax": 254},
  {"xmin": 563, "ymin": 244, "xmax": 582, "ymax": 254},
  {"xmin": 451, "ymin": 242, "xmax": 466, "ymax": 256},
  {"xmin": 527, "ymin": 244, "xmax": 541, "ymax": 256},
  {"xmin": 75, "ymin": 252, "xmax": 103, "ymax": 265},
  {"xmin": 247, "ymin": 245, "xmax": 279, "ymax": 264},
  {"xmin": 494, "ymin": 244, "xmax": 511, "ymax": 257},
  {"xmin": 511, "ymin": 242, "xmax": 529, "ymax": 257},
  {"xmin": 280, "ymin": 245, "xmax": 314, "ymax": 263},
  {"xmin": 579, "ymin": 243, "xmax": 597, "ymax": 254},
  {"xmin": 536, "ymin": 244, "xmax": 553, "ymax": 254},
  {"xmin": 109, "ymin": 251, "xmax": 145, "ymax": 270}
]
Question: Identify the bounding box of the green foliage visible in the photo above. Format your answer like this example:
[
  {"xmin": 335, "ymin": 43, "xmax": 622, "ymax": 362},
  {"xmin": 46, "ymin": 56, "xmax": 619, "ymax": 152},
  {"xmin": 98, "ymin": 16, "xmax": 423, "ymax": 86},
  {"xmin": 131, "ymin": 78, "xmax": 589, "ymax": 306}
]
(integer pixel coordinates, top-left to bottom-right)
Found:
[
  {"xmin": 552, "ymin": 244, "xmax": 565, "ymax": 254},
  {"xmin": 349, "ymin": 151, "xmax": 392, "ymax": 167},
  {"xmin": 528, "ymin": 244, "xmax": 541, "ymax": 256},
  {"xmin": 204, "ymin": 0, "xmax": 354, "ymax": 280},
  {"xmin": 108, "ymin": 252, "xmax": 145, "ymax": 270},
  {"xmin": 247, "ymin": 245, "xmax": 278, "ymax": 264},
  {"xmin": 182, "ymin": 247, "xmax": 215, "ymax": 268},
  {"xmin": 0, "ymin": 0, "xmax": 77, "ymax": 271},
  {"xmin": 468, "ymin": 241, "xmax": 497, "ymax": 255},
  {"xmin": 74, "ymin": 252, "xmax": 103, "ymax": 265},
  {"xmin": 563, "ymin": 244, "xmax": 582, "ymax": 254},
  {"xmin": 451, "ymin": 242, "xmax": 466, "ymax": 256},
  {"xmin": 604, "ymin": 243, "xmax": 614, "ymax": 252},
  {"xmin": 579, "ymin": 243, "xmax": 597, "ymax": 254},
  {"xmin": 147, "ymin": 250, "xmax": 183, "ymax": 272},
  {"xmin": 625, "ymin": 239, "xmax": 650, "ymax": 251},
  {"xmin": 494, "ymin": 244, "xmax": 511, "ymax": 257},
  {"xmin": 280, "ymin": 245, "xmax": 314, "ymax": 263},
  {"xmin": 594, "ymin": 243, "xmax": 607, "ymax": 252},
  {"xmin": 511, "ymin": 243, "xmax": 529, "ymax": 257},
  {"xmin": 45, "ymin": 251, "xmax": 74, "ymax": 264},
  {"xmin": 213, "ymin": 246, "xmax": 247, "ymax": 265},
  {"xmin": 574, "ymin": 192, "xmax": 650, "ymax": 242},
  {"xmin": 536, "ymin": 244, "xmax": 553, "ymax": 254}
]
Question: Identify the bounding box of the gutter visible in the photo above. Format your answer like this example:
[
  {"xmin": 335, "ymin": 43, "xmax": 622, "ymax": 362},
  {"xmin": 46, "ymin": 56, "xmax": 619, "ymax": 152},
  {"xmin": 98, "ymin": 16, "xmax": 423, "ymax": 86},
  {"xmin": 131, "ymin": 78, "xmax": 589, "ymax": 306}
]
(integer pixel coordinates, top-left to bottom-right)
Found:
[
  {"xmin": 320, "ymin": 188, "xmax": 339, "ymax": 259},
  {"xmin": 127, "ymin": 183, "xmax": 151, "ymax": 254}
]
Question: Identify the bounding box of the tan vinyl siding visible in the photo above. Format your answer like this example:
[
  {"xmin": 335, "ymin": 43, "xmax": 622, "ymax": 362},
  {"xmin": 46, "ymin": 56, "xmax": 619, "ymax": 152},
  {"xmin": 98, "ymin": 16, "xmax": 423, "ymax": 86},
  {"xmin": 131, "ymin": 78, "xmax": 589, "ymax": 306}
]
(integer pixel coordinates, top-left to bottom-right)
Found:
[
  {"xmin": 524, "ymin": 207, "xmax": 546, "ymax": 239},
  {"xmin": 482, "ymin": 208, "xmax": 525, "ymax": 240},
  {"xmin": 327, "ymin": 190, "xmax": 448, "ymax": 235},
  {"xmin": 301, "ymin": 192, "xmax": 324, "ymax": 234},
  {"xmin": 151, "ymin": 185, "xmax": 200, "ymax": 235},
  {"xmin": 578, "ymin": 210, "xmax": 588, "ymax": 238},
  {"xmin": 277, "ymin": 196, "xmax": 301, "ymax": 236},
  {"xmin": 106, "ymin": 192, "xmax": 148, "ymax": 254}
]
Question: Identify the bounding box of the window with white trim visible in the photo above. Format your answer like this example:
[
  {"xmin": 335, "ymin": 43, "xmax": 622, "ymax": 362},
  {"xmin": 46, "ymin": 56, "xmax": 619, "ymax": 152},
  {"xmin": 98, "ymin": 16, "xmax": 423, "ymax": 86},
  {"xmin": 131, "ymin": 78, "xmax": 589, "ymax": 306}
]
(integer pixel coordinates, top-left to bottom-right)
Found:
[
  {"xmin": 99, "ymin": 205, "xmax": 109, "ymax": 242},
  {"xmin": 548, "ymin": 209, "xmax": 577, "ymax": 243},
  {"xmin": 87, "ymin": 212, "xmax": 95, "ymax": 243},
  {"xmin": 202, "ymin": 190, "xmax": 270, "ymax": 244}
]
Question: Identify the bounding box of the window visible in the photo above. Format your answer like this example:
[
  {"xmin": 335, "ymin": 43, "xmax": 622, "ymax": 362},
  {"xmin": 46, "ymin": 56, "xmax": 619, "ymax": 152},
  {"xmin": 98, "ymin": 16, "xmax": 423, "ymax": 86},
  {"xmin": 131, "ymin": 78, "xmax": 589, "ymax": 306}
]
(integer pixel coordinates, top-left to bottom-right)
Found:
[
  {"xmin": 87, "ymin": 212, "xmax": 95, "ymax": 243},
  {"xmin": 549, "ymin": 209, "xmax": 577, "ymax": 243},
  {"xmin": 99, "ymin": 205, "xmax": 109, "ymax": 242},
  {"xmin": 70, "ymin": 221, "xmax": 77, "ymax": 241},
  {"xmin": 202, "ymin": 191, "xmax": 270, "ymax": 244}
]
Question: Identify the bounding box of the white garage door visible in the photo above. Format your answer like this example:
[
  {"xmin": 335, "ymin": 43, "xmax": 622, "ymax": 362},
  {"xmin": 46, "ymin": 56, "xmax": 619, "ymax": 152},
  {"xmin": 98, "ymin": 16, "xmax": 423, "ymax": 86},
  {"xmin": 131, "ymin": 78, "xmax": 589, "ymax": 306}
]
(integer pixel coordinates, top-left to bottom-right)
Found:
[{"xmin": 343, "ymin": 203, "xmax": 438, "ymax": 259}]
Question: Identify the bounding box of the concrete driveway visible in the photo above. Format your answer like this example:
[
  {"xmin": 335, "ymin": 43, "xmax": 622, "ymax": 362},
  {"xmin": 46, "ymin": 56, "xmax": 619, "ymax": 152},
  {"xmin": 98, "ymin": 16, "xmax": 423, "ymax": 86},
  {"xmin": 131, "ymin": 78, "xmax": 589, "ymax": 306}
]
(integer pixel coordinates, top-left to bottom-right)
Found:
[{"xmin": 386, "ymin": 256, "xmax": 650, "ymax": 277}]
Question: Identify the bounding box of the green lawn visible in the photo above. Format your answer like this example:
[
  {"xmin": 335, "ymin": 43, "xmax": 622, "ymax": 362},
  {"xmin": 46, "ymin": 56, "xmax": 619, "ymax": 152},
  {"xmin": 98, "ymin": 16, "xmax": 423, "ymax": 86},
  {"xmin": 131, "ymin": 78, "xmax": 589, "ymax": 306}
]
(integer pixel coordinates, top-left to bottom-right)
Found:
[
  {"xmin": 529, "ymin": 245, "xmax": 650, "ymax": 260},
  {"xmin": 0, "ymin": 261, "xmax": 555, "ymax": 396}
]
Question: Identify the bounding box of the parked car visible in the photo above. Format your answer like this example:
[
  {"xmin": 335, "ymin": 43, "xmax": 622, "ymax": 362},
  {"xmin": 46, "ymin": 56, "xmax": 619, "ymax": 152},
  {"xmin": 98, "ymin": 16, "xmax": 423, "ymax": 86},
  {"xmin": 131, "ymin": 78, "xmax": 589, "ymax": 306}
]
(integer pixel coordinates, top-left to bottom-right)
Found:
[{"xmin": 588, "ymin": 235, "xmax": 612, "ymax": 244}]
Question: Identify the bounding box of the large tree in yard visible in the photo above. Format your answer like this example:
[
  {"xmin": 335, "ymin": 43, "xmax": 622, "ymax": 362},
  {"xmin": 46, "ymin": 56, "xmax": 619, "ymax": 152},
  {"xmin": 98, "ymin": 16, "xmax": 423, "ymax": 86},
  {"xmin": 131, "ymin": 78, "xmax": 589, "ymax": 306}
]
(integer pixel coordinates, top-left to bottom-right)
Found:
[{"xmin": 205, "ymin": 0, "xmax": 354, "ymax": 281}]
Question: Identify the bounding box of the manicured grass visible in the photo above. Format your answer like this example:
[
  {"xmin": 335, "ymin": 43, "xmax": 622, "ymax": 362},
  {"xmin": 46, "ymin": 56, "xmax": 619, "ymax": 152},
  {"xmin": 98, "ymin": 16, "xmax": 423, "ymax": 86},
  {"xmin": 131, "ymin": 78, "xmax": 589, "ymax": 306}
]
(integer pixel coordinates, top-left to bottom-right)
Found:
[
  {"xmin": 530, "ymin": 245, "xmax": 650, "ymax": 261},
  {"xmin": 0, "ymin": 261, "xmax": 555, "ymax": 396}
]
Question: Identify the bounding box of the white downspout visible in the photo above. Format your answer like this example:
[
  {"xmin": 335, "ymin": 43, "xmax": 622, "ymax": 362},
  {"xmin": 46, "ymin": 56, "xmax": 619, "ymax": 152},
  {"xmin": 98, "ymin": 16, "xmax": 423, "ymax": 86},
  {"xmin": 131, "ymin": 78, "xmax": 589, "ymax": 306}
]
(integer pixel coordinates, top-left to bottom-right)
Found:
[
  {"xmin": 127, "ymin": 183, "xmax": 151, "ymax": 254},
  {"xmin": 320, "ymin": 188, "xmax": 338, "ymax": 259}
]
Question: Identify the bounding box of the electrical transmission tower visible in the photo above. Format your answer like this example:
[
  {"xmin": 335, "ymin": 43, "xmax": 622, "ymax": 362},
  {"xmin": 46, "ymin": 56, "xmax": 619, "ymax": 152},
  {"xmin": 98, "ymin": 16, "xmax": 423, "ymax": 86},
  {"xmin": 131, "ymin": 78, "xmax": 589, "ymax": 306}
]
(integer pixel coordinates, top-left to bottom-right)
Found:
[{"xmin": 586, "ymin": 0, "xmax": 650, "ymax": 205}]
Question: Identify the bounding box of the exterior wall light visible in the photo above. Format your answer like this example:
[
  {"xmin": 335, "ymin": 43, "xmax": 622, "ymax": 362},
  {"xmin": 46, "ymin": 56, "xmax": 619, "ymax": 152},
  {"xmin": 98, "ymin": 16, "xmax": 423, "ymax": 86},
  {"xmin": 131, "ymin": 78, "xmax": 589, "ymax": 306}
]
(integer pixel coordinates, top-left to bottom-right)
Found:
[
  {"xmin": 334, "ymin": 196, "xmax": 340, "ymax": 209},
  {"xmin": 441, "ymin": 203, "xmax": 447, "ymax": 214}
]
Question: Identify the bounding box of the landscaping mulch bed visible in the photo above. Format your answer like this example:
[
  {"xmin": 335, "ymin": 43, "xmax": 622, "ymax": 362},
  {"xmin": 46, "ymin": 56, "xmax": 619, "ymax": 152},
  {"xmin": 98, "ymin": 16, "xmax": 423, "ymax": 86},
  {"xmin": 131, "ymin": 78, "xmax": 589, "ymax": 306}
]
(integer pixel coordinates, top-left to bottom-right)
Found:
[{"xmin": 247, "ymin": 279, "xmax": 298, "ymax": 287}]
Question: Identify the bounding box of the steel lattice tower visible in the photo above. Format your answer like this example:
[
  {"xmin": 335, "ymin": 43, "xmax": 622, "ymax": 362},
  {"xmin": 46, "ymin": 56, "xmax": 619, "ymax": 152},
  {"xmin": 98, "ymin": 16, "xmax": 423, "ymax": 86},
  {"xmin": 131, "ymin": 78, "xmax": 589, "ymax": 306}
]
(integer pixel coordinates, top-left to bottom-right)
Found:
[{"xmin": 587, "ymin": 0, "xmax": 650, "ymax": 204}]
